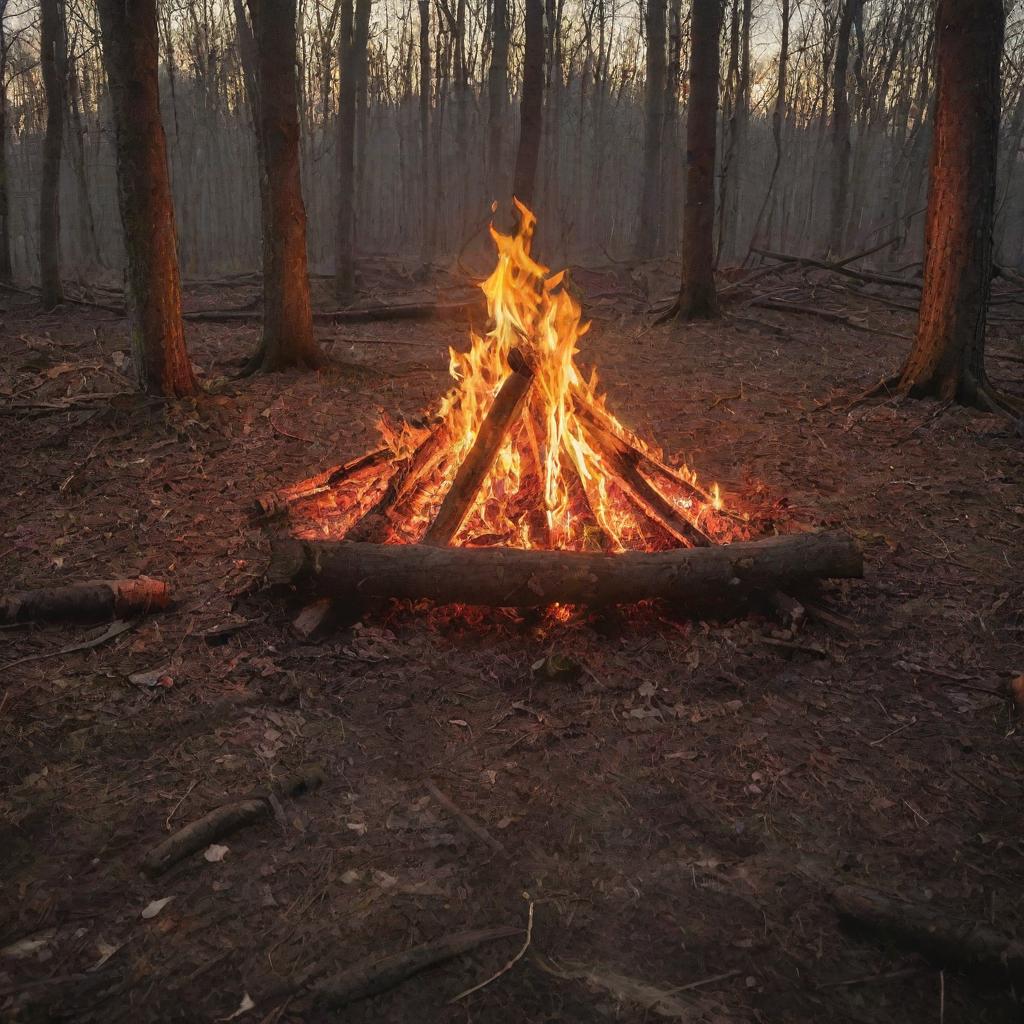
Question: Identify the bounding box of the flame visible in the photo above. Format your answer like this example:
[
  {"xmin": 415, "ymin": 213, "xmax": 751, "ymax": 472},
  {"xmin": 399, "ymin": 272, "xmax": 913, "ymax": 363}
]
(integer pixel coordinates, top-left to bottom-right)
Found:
[{"xmin": 325, "ymin": 201, "xmax": 736, "ymax": 551}]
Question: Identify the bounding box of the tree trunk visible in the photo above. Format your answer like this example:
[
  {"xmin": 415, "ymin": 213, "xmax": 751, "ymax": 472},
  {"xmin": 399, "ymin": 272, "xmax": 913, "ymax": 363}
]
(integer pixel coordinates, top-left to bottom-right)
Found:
[
  {"xmin": 828, "ymin": 0, "xmax": 860, "ymax": 256},
  {"xmin": 336, "ymin": 0, "xmax": 371, "ymax": 301},
  {"xmin": 897, "ymin": 0, "xmax": 1010, "ymax": 414},
  {"xmin": 269, "ymin": 531, "xmax": 863, "ymax": 609},
  {"xmin": 635, "ymin": 0, "xmax": 666, "ymax": 258},
  {"xmin": 674, "ymin": 0, "xmax": 722, "ymax": 320},
  {"xmin": 0, "ymin": 3, "xmax": 11, "ymax": 283},
  {"xmin": 418, "ymin": 0, "xmax": 433, "ymax": 266},
  {"xmin": 39, "ymin": 0, "xmax": 66, "ymax": 308},
  {"xmin": 246, "ymin": 0, "xmax": 323, "ymax": 371},
  {"xmin": 487, "ymin": 0, "xmax": 510, "ymax": 197},
  {"xmin": 96, "ymin": 0, "xmax": 197, "ymax": 397},
  {"xmin": 513, "ymin": 0, "xmax": 544, "ymax": 207}
]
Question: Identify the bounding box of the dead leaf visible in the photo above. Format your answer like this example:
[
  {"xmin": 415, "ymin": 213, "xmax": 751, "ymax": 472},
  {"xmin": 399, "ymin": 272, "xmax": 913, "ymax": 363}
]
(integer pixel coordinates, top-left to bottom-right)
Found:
[
  {"xmin": 218, "ymin": 992, "xmax": 255, "ymax": 1021},
  {"xmin": 89, "ymin": 940, "xmax": 123, "ymax": 972},
  {"xmin": 204, "ymin": 844, "xmax": 229, "ymax": 863},
  {"xmin": 141, "ymin": 896, "xmax": 174, "ymax": 920}
]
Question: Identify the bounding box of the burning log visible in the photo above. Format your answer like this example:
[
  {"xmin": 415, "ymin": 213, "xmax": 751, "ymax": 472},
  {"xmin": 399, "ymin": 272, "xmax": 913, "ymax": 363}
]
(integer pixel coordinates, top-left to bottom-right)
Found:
[
  {"xmin": 0, "ymin": 578, "xmax": 169, "ymax": 624},
  {"xmin": 578, "ymin": 411, "xmax": 712, "ymax": 548},
  {"xmin": 253, "ymin": 447, "xmax": 391, "ymax": 519},
  {"xmin": 423, "ymin": 349, "xmax": 535, "ymax": 546},
  {"xmin": 269, "ymin": 531, "xmax": 862, "ymax": 609}
]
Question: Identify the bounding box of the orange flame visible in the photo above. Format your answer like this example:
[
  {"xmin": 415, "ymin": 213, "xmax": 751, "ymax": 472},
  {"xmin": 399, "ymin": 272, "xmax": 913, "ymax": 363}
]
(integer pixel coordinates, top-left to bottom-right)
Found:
[{"xmin": 367, "ymin": 200, "xmax": 733, "ymax": 551}]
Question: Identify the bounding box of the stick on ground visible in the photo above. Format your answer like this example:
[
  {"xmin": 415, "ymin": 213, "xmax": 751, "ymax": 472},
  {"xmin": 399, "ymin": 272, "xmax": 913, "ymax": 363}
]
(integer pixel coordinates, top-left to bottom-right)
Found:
[
  {"xmin": 0, "ymin": 578, "xmax": 169, "ymax": 624},
  {"xmin": 142, "ymin": 766, "xmax": 324, "ymax": 877},
  {"xmin": 312, "ymin": 927, "xmax": 521, "ymax": 1009}
]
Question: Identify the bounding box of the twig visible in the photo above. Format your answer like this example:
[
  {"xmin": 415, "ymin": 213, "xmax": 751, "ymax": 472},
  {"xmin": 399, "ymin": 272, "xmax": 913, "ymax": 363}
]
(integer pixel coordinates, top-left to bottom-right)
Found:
[
  {"xmin": 450, "ymin": 893, "xmax": 534, "ymax": 1003},
  {"xmin": 425, "ymin": 778, "xmax": 510, "ymax": 859},
  {"xmin": 869, "ymin": 716, "xmax": 917, "ymax": 747},
  {"xmin": 0, "ymin": 619, "xmax": 137, "ymax": 673}
]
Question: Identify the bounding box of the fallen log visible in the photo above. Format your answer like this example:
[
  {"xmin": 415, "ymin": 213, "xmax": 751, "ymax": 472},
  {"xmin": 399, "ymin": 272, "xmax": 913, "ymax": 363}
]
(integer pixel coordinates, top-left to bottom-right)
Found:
[
  {"xmin": 312, "ymin": 927, "xmax": 521, "ymax": 1010},
  {"xmin": 0, "ymin": 578, "xmax": 169, "ymax": 624},
  {"xmin": 268, "ymin": 530, "xmax": 862, "ymax": 609},
  {"xmin": 423, "ymin": 349, "xmax": 535, "ymax": 546},
  {"xmin": 834, "ymin": 884, "xmax": 1024, "ymax": 989},
  {"xmin": 183, "ymin": 297, "xmax": 485, "ymax": 325},
  {"xmin": 142, "ymin": 765, "xmax": 324, "ymax": 877}
]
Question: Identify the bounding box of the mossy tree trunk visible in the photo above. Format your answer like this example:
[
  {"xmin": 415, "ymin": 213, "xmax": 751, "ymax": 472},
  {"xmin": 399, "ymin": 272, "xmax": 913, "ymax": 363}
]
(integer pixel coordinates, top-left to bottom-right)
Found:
[
  {"xmin": 246, "ymin": 0, "xmax": 323, "ymax": 371},
  {"xmin": 96, "ymin": 0, "xmax": 196, "ymax": 397}
]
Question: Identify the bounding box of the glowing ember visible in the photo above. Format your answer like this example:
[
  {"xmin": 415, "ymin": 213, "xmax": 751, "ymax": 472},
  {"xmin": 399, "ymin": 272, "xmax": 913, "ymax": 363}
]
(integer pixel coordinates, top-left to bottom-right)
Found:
[{"xmin": 302, "ymin": 201, "xmax": 742, "ymax": 551}]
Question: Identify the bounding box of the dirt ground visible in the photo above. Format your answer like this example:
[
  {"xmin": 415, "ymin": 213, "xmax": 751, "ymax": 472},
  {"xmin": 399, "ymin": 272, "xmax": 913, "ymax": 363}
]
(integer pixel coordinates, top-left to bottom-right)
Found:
[{"xmin": 2, "ymin": 265, "xmax": 1023, "ymax": 1023}]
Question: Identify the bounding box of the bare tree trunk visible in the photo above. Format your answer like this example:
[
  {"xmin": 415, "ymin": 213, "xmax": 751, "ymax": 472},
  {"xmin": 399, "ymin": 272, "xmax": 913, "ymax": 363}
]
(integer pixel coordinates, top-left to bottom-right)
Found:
[
  {"xmin": 336, "ymin": 0, "xmax": 371, "ymax": 300},
  {"xmin": 487, "ymin": 0, "xmax": 509, "ymax": 196},
  {"xmin": 39, "ymin": 0, "xmax": 66, "ymax": 307},
  {"xmin": 635, "ymin": 0, "xmax": 666, "ymax": 258},
  {"xmin": 513, "ymin": 0, "xmax": 544, "ymax": 207},
  {"xmin": 247, "ymin": 0, "xmax": 323, "ymax": 371},
  {"xmin": 418, "ymin": 0, "xmax": 433, "ymax": 266},
  {"xmin": 748, "ymin": 0, "xmax": 788, "ymax": 258},
  {"xmin": 0, "ymin": 2, "xmax": 12, "ymax": 283},
  {"xmin": 673, "ymin": 0, "xmax": 721, "ymax": 320},
  {"xmin": 96, "ymin": 0, "xmax": 196, "ymax": 397},
  {"xmin": 897, "ymin": 0, "xmax": 1012, "ymax": 415},
  {"xmin": 828, "ymin": 0, "xmax": 861, "ymax": 256},
  {"xmin": 67, "ymin": 58, "xmax": 102, "ymax": 270}
]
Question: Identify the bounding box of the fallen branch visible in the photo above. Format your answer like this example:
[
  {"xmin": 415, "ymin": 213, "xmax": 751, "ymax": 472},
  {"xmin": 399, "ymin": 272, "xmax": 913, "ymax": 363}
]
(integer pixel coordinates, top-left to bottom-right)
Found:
[
  {"xmin": 0, "ymin": 578, "xmax": 169, "ymax": 625},
  {"xmin": 747, "ymin": 297, "xmax": 910, "ymax": 339},
  {"xmin": 752, "ymin": 248, "xmax": 922, "ymax": 291},
  {"xmin": 312, "ymin": 927, "xmax": 521, "ymax": 1009},
  {"xmin": 425, "ymin": 779, "xmax": 509, "ymax": 858},
  {"xmin": 268, "ymin": 531, "xmax": 862, "ymax": 609},
  {"xmin": 834, "ymin": 884, "xmax": 1024, "ymax": 988},
  {"xmin": 142, "ymin": 765, "xmax": 324, "ymax": 877},
  {"xmin": 183, "ymin": 297, "xmax": 485, "ymax": 325}
]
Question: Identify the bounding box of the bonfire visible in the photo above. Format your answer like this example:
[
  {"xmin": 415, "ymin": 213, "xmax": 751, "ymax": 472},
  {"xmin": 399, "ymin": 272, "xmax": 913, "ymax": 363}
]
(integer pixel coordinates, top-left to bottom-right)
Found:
[{"xmin": 261, "ymin": 204, "xmax": 861, "ymax": 610}]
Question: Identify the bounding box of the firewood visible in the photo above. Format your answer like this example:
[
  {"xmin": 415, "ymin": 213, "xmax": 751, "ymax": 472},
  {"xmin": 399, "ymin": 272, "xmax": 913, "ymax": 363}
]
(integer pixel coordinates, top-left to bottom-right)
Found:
[
  {"xmin": 141, "ymin": 765, "xmax": 324, "ymax": 877},
  {"xmin": 253, "ymin": 447, "xmax": 391, "ymax": 519},
  {"xmin": 579, "ymin": 412, "xmax": 712, "ymax": 547},
  {"xmin": 834, "ymin": 884, "xmax": 1024, "ymax": 988},
  {"xmin": 0, "ymin": 578, "xmax": 169, "ymax": 625},
  {"xmin": 423, "ymin": 349, "xmax": 535, "ymax": 546},
  {"xmin": 268, "ymin": 531, "xmax": 862, "ymax": 609}
]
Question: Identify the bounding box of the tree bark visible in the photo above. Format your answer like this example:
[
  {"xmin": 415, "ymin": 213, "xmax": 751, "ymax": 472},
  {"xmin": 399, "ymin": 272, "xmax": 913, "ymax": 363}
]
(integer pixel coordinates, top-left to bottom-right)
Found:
[
  {"xmin": 96, "ymin": 0, "xmax": 197, "ymax": 396},
  {"xmin": 487, "ymin": 0, "xmax": 510, "ymax": 196},
  {"xmin": 897, "ymin": 0, "xmax": 1010, "ymax": 413},
  {"xmin": 336, "ymin": 0, "xmax": 371, "ymax": 301},
  {"xmin": 674, "ymin": 0, "xmax": 722, "ymax": 319},
  {"xmin": 513, "ymin": 0, "xmax": 544, "ymax": 207},
  {"xmin": 828, "ymin": 0, "xmax": 861, "ymax": 256},
  {"xmin": 269, "ymin": 531, "xmax": 863, "ymax": 609},
  {"xmin": 39, "ymin": 0, "xmax": 66, "ymax": 308},
  {"xmin": 418, "ymin": 0, "xmax": 433, "ymax": 266},
  {"xmin": 0, "ymin": 2, "xmax": 13, "ymax": 282},
  {"xmin": 635, "ymin": 0, "xmax": 667, "ymax": 258},
  {"xmin": 246, "ymin": 0, "xmax": 323, "ymax": 371}
]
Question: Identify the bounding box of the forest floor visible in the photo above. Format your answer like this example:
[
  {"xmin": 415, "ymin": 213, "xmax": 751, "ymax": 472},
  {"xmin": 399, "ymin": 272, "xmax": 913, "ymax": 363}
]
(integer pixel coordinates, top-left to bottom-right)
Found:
[{"xmin": 1, "ymin": 262, "xmax": 1023, "ymax": 1023}]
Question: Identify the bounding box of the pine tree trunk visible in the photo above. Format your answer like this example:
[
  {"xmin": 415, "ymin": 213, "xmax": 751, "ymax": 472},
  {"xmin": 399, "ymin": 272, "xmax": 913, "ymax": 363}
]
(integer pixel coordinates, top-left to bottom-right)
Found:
[
  {"xmin": 513, "ymin": 0, "xmax": 544, "ymax": 207},
  {"xmin": 635, "ymin": 0, "xmax": 666, "ymax": 258},
  {"xmin": 247, "ymin": 0, "xmax": 322, "ymax": 371},
  {"xmin": 39, "ymin": 0, "xmax": 66, "ymax": 307},
  {"xmin": 897, "ymin": 0, "xmax": 1009, "ymax": 413},
  {"xmin": 675, "ymin": 0, "xmax": 721, "ymax": 320},
  {"xmin": 96, "ymin": 0, "xmax": 196, "ymax": 397}
]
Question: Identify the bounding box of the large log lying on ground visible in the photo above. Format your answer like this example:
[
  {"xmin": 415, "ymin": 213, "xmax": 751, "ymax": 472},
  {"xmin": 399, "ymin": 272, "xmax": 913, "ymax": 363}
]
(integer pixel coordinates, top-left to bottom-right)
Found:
[
  {"xmin": 0, "ymin": 578, "xmax": 169, "ymax": 624},
  {"xmin": 834, "ymin": 884, "xmax": 1024, "ymax": 989},
  {"xmin": 268, "ymin": 531, "xmax": 861, "ymax": 609}
]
